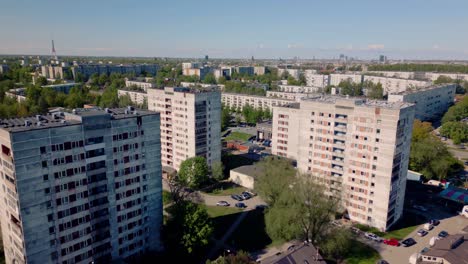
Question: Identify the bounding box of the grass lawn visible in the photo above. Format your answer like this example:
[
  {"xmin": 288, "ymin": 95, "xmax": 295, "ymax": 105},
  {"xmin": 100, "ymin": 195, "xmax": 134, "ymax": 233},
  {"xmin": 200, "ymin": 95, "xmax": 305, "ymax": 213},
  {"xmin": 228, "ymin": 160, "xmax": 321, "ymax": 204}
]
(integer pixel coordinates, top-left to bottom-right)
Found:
[
  {"xmin": 344, "ymin": 240, "xmax": 381, "ymax": 264},
  {"xmin": 204, "ymin": 205, "xmax": 243, "ymax": 218},
  {"xmin": 162, "ymin": 190, "xmax": 173, "ymax": 205},
  {"xmin": 227, "ymin": 209, "xmax": 280, "ymax": 252},
  {"xmin": 204, "ymin": 205, "xmax": 243, "ymax": 239},
  {"xmin": 203, "ymin": 182, "xmax": 246, "ymax": 196},
  {"xmin": 224, "ymin": 131, "xmax": 252, "ymax": 142}
]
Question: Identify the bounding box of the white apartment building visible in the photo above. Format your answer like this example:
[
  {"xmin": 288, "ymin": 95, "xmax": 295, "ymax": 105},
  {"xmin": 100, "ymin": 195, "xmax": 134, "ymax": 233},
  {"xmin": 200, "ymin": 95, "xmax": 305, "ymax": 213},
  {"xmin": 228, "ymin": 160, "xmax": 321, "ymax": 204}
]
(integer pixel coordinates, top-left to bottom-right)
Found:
[
  {"xmin": 278, "ymin": 68, "xmax": 300, "ymax": 80},
  {"xmin": 125, "ymin": 80, "xmax": 154, "ymax": 92},
  {"xmin": 272, "ymin": 96, "xmax": 415, "ymax": 231},
  {"xmin": 148, "ymin": 87, "xmax": 221, "ymax": 170},
  {"xmin": 366, "ymin": 71, "xmax": 416, "ymax": 79},
  {"xmin": 266, "ymin": 91, "xmax": 317, "ymax": 102},
  {"xmin": 329, "ymin": 74, "xmax": 363, "ymax": 86},
  {"xmin": 304, "ymin": 70, "xmax": 329, "ymax": 88},
  {"xmin": 117, "ymin": 89, "xmax": 148, "ymax": 106},
  {"xmin": 221, "ymin": 93, "xmax": 295, "ymax": 112},
  {"xmin": 182, "ymin": 62, "xmax": 201, "ymax": 69},
  {"xmin": 0, "ymin": 107, "xmax": 163, "ymax": 264},
  {"xmin": 180, "ymin": 82, "xmax": 225, "ymax": 90},
  {"xmin": 182, "ymin": 67, "xmax": 211, "ymax": 80},
  {"xmin": 278, "ymin": 84, "xmax": 322, "ymax": 93},
  {"xmin": 254, "ymin": 66, "xmax": 266, "ymax": 75},
  {"xmin": 363, "ymin": 75, "xmax": 431, "ymax": 95},
  {"xmin": 425, "ymin": 72, "xmax": 468, "ymax": 82},
  {"xmin": 388, "ymin": 84, "xmax": 456, "ymax": 121}
]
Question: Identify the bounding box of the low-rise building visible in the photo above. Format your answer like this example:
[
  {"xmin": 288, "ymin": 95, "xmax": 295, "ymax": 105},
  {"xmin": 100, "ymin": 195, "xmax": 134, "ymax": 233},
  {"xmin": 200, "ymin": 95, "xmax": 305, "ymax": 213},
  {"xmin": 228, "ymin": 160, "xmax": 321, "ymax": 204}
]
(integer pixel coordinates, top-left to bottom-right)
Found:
[
  {"xmin": 278, "ymin": 84, "xmax": 322, "ymax": 93},
  {"xmin": 236, "ymin": 66, "xmax": 255, "ymax": 76},
  {"xmin": 305, "ymin": 70, "xmax": 329, "ymax": 88},
  {"xmin": 278, "ymin": 68, "xmax": 300, "ymax": 80},
  {"xmin": 413, "ymin": 234, "xmax": 468, "ymax": 264},
  {"xmin": 363, "ymin": 75, "xmax": 431, "ymax": 95},
  {"xmin": 257, "ymin": 121, "xmax": 272, "ymax": 140},
  {"xmin": 221, "ymin": 93, "xmax": 295, "ymax": 112},
  {"xmin": 125, "ymin": 79, "xmax": 154, "ymax": 92},
  {"xmin": 261, "ymin": 242, "xmax": 326, "ymax": 264},
  {"xmin": 229, "ymin": 165, "xmax": 264, "ymax": 189},
  {"xmin": 5, "ymin": 88, "xmax": 27, "ymax": 102},
  {"xmin": 329, "ymin": 73, "xmax": 363, "ymax": 86},
  {"xmin": 41, "ymin": 82, "xmax": 78, "ymax": 94},
  {"xmin": 388, "ymin": 84, "xmax": 456, "ymax": 121},
  {"xmin": 117, "ymin": 89, "xmax": 148, "ymax": 106}
]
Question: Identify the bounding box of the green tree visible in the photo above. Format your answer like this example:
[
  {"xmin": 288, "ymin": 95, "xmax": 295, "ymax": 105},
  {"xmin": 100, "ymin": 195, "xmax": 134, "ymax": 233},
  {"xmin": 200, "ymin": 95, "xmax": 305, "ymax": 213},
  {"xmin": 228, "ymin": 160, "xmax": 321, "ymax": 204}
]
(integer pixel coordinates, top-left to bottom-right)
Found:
[
  {"xmin": 442, "ymin": 96, "xmax": 468, "ymax": 123},
  {"xmin": 98, "ymin": 73, "xmax": 109, "ymax": 86},
  {"xmin": 321, "ymin": 228, "xmax": 353, "ymax": 263},
  {"xmin": 36, "ymin": 76, "xmax": 48, "ymax": 86},
  {"xmin": 440, "ymin": 121, "xmax": 468, "ymax": 144},
  {"xmin": 221, "ymin": 106, "xmax": 231, "ymax": 131},
  {"xmin": 434, "ymin": 75, "xmax": 454, "ymax": 85},
  {"xmin": 178, "ymin": 156, "xmax": 209, "ymax": 189},
  {"xmin": 206, "ymin": 251, "xmax": 255, "ymax": 264},
  {"xmin": 118, "ymin": 94, "xmax": 133, "ymax": 107},
  {"xmin": 211, "ymin": 161, "xmax": 225, "ymax": 181},
  {"xmin": 165, "ymin": 201, "xmax": 213, "ymax": 254},
  {"xmin": 203, "ymin": 73, "xmax": 217, "ymax": 84},
  {"xmin": 100, "ymin": 87, "xmax": 119, "ymax": 108}
]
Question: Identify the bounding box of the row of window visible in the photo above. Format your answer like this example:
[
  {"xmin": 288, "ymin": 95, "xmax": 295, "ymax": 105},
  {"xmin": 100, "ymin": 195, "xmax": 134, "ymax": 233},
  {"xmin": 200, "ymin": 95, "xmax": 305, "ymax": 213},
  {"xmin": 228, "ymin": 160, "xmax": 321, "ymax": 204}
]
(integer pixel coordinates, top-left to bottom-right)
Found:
[{"xmin": 112, "ymin": 130, "xmax": 144, "ymax": 141}]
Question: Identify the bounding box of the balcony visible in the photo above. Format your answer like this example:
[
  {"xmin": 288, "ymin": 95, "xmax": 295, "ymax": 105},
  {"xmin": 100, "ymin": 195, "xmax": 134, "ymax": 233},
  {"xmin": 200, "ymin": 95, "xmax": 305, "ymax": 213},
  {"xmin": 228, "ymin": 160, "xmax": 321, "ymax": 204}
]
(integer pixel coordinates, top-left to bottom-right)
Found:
[
  {"xmin": 335, "ymin": 114, "xmax": 348, "ymax": 120},
  {"xmin": 332, "ymin": 157, "xmax": 344, "ymax": 164},
  {"xmin": 334, "ymin": 131, "xmax": 346, "ymax": 138}
]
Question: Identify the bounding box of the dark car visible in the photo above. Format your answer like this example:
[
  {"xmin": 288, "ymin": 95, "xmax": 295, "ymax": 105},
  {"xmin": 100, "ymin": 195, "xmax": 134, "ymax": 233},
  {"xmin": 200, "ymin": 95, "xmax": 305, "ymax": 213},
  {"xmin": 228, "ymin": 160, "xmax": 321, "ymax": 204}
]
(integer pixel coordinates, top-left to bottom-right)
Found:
[
  {"xmin": 231, "ymin": 194, "xmax": 244, "ymax": 201},
  {"xmin": 376, "ymin": 260, "xmax": 389, "ymax": 264},
  {"xmin": 438, "ymin": 231, "xmax": 449, "ymax": 238},
  {"xmin": 235, "ymin": 202, "xmax": 247, "ymax": 208},
  {"xmin": 401, "ymin": 238, "xmax": 417, "ymax": 247},
  {"xmin": 241, "ymin": 192, "xmax": 252, "ymax": 200},
  {"xmin": 429, "ymin": 219, "xmax": 440, "ymax": 226}
]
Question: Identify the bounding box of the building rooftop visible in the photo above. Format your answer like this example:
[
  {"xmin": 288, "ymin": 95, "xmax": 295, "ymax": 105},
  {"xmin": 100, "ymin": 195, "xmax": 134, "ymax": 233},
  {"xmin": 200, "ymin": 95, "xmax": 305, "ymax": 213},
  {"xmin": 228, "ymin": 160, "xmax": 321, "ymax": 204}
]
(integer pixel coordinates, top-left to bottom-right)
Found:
[
  {"xmin": 260, "ymin": 243, "xmax": 326, "ymax": 264},
  {"xmin": 422, "ymin": 234, "xmax": 468, "ymax": 264},
  {"xmin": 0, "ymin": 107, "xmax": 157, "ymax": 132},
  {"xmin": 231, "ymin": 165, "xmax": 265, "ymax": 179},
  {"xmin": 389, "ymin": 84, "xmax": 456, "ymax": 96},
  {"xmin": 300, "ymin": 95, "xmax": 414, "ymax": 110},
  {"xmin": 42, "ymin": 82, "xmax": 78, "ymax": 88},
  {"xmin": 222, "ymin": 92, "xmax": 295, "ymax": 101}
]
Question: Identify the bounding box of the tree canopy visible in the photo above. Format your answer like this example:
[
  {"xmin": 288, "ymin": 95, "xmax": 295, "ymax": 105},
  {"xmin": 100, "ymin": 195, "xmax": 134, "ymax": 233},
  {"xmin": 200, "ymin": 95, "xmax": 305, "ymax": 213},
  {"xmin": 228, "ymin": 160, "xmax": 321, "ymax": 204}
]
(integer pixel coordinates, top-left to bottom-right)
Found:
[{"xmin": 178, "ymin": 156, "xmax": 210, "ymax": 189}]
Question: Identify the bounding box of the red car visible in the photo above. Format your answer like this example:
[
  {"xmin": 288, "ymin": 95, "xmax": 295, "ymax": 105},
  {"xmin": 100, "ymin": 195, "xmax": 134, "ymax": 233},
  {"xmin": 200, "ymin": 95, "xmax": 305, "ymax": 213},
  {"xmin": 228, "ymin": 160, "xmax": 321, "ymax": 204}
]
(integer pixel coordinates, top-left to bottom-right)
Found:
[{"xmin": 383, "ymin": 238, "xmax": 400, "ymax": 246}]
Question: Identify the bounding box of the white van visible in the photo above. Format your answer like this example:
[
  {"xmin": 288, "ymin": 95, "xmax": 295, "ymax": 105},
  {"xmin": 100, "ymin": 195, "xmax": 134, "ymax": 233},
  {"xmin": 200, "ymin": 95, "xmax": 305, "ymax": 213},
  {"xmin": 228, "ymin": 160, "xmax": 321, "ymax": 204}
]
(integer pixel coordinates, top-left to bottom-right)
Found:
[{"xmin": 424, "ymin": 223, "xmax": 434, "ymax": 231}]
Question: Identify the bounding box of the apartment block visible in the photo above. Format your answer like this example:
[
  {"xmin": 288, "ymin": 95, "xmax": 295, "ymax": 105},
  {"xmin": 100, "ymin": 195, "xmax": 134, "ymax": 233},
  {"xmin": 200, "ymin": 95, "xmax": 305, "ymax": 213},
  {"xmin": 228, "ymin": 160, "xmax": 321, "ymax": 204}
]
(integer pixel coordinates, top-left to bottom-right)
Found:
[
  {"xmin": 304, "ymin": 70, "xmax": 329, "ymax": 88},
  {"xmin": 363, "ymin": 75, "xmax": 430, "ymax": 95},
  {"xmin": 0, "ymin": 64, "xmax": 10, "ymax": 74},
  {"xmin": 388, "ymin": 84, "xmax": 456, "ymax": 121},
  {"xmin": 278, "ymin": 84, "xmax": 322, "ymax": 93},
  {"xmin": 278, "ymin": 68, "xmax": 300, "ymax": 80},
  {"xmin": 235, "ymin": 66, "xmax": 254, "ymax": 76},
  {"xmin": 0, "ymin": 107, "xmax": 163, "ymax": 264},
  {"xmin": 329, "ymin": 74, "xmax": 363, "ymax": 86},
  {"xmin": 125, "ymin": 80, "xmax": 154, "ymax": 92},
  {"xmin": 118, "ymin": 89, "xmax": 148, "ymax": 106},
  {"xmin": 254, "ymin": 66, "xmax": 266, "ymax": 75},
  {"xmin": 71, "ymin": 64, "xmax": 158, "ymax": 80},
  {"xmin": 425, "ymin": 72, "xmax": 468, "ymax": 82},
  {"xmin": 222, "ymin": 93, "xmax": 295, "ymax": 112},
  {"xmin": 182, "ymin": 67, "xmax": 211, "ymax": 80},
  {"xmin": 148, "ymin": 87, "xmax": 221, "ymax": 170},
  {"xmin": 272, "ymin": 96, "xmax": 415, "ymax": 231}
]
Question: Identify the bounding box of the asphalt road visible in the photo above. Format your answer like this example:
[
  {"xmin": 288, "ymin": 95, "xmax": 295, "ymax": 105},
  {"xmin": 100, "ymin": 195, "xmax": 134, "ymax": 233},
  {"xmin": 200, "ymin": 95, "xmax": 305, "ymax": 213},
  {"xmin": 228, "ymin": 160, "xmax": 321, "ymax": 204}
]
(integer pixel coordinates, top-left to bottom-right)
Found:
[{"xmin": 361, "ymin": 215, "xmax": 468, "ymax": 264}]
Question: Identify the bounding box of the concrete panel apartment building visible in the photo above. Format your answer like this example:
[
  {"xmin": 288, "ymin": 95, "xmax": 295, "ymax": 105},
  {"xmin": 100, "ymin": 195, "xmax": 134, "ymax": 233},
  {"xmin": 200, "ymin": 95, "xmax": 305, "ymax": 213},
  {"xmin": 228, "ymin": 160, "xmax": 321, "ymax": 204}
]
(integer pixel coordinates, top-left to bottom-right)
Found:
[
  {"xmin": 0, "ymin": 107, "xmax": 163, "ymax": 264},
  {"xmin": 271, "ymin": 96, "xmax": 415, "ymax": 231},
  {"xmin": 221, "ymin": 93, "xmax": 295, "ymax": 112},
  {"xmin": 388, "ymin": 84, "xmax": 456, "ymax": 121},
  {"xmin": 148, "ymin": 87, "xmax": 221, "ymax": 171},
  {"xmin": 363, "ymin": 75, "xmax": 431, "ymax": 95},
  {"xmin": 277, "ymin": 85, "xmax": 323, "ymax": 94},
  {"xmin": 117, "ymin": 89, "xmax": 148, "ymax": 106}
]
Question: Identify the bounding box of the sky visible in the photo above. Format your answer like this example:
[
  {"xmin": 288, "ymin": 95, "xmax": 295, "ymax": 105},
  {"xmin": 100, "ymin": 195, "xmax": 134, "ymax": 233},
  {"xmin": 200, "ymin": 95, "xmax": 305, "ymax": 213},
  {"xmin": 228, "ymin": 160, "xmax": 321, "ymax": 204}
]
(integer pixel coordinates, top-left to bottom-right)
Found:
[{"xmin": 1, "ymin": 0, "xmax": 468, "ymax": 60}]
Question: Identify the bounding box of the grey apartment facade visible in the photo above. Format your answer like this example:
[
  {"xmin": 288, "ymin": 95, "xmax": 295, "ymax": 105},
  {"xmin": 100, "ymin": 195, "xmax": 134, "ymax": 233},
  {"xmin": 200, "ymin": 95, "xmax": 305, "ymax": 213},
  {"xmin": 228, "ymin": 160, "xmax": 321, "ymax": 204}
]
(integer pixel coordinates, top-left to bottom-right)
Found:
[
  {"xmin": 0, "ymin": 107, "xmax": 162, "ymax": 264},
  {"xmin": 272, "ymin": 96, "xmax": 415, "ymax": 231}
]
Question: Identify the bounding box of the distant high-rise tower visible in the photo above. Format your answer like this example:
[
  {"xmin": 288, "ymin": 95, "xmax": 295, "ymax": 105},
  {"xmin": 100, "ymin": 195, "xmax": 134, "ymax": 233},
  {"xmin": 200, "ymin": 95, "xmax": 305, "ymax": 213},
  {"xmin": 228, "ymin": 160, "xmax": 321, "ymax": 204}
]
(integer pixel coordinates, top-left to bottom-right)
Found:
[{"xmin": 51, "ymin": 40, "xmax": 57, "ymax": 60}]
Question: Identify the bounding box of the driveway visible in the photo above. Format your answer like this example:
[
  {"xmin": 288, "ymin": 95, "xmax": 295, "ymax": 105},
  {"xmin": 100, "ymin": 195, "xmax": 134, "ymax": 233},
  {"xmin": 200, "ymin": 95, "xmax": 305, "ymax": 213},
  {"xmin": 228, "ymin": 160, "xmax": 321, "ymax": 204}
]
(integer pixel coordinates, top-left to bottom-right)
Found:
[
  {"xmin": 361, "ymin": 215, "xmax": 468, "ymax": 264},
  {"xmin": 200, "ymin": 192, "xmax": 266, "ymax": 210}
]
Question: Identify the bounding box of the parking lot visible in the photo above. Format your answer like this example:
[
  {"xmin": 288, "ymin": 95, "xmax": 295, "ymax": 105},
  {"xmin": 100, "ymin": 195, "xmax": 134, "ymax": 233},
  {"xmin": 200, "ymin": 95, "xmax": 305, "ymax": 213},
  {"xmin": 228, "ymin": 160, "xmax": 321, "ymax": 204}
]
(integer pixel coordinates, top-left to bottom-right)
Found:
[
  {"xmin": 200, "ymin": 191, "xmax": 265, "ymax": 211},
  {"xmin": 360, "ymin": 215, "xmax": 468, "ymax": 264}
]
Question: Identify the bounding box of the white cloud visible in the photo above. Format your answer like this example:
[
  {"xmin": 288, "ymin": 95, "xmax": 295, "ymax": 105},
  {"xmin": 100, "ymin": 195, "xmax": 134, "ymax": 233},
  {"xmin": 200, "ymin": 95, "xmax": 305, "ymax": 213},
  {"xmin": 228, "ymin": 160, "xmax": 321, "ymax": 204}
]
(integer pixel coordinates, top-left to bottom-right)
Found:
[
  {"xmin": 257, "ymin": 43, "xmax": 265, "ymax": 49},
  {"xmin": 432, "ymin": 44, "xmax": 440, "ymax": 49},
  {"xmin": 367, "ymin": 44, "xmax": 385, "ymax": 50},
  {"xmin": 287, "ymin": 43, "xmax": 303, "ymax": 49}
]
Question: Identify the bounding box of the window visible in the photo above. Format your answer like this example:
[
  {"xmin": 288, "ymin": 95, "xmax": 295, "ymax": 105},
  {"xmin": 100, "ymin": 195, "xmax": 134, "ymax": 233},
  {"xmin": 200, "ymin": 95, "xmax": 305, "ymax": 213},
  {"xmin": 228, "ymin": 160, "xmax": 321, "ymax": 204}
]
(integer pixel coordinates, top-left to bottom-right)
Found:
[
  {"xmin": 372, "ymin": 165, "xmax": 377, "ymax": 170},
  {"xmin": 45, "ymin": 188, "xmax": 50, "ymax": 194},
  {"xmin": 48, "ymin": 214, "xmax": 54, "ymax": 222},
  {"xmin": 43, "ymin": 174, "xmax": 49, "ymax": 181},
  {"xmin": 376, "ymin": 129, "xmax": 381, "ymax": 134},
  {"xmin": 49, "ymin": 226, "xmax": 55, "ymax": 234},
  {"xmin": 376, "ymin": 138, "xmax": 380, "ymax": 142},
  {"xmin": 42, "ymin": 161, "xmax": 48, "ymax": 168},
  {"xmin": 373, "ymin": 156, "xmax": 377, "ymax": 161},
  {"xmin": 40, "ymin": 146, "xmax": 46, "ymax": 154}
]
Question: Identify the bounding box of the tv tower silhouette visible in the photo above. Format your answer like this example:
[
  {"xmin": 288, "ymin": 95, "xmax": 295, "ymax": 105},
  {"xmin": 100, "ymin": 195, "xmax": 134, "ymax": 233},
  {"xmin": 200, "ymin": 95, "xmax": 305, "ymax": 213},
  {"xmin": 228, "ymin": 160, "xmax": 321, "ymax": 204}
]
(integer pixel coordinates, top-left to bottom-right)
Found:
[{"xmin": 51, "ymin": 40, "xmax": 57, "ymax": 60}]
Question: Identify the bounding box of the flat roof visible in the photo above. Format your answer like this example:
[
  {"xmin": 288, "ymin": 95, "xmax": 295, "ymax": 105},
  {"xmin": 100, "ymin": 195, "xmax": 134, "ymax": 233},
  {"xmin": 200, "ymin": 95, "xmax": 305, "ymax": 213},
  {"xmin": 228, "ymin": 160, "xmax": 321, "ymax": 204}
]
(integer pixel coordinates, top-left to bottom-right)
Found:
[
  {"xmin": 222, "ymin": 92, "xmax": 295, "ymax": 101},
  {"xmin": 0, "ymin": 107, "xmax": 157, "ymax": 132},
  {"xmin": 423, "ymin": 234, "xmax": 468, "ymax": 264},
  {"xmin": 299, "ymin": 95, "xmax": 414, "ymax": 110},
  {"xmin": 231, "ymin": 165, "xmax": 265, "ymax": 179},
  {"xmin": 389, "ymin": 84, "xmax": 456, "ymax": 96}
]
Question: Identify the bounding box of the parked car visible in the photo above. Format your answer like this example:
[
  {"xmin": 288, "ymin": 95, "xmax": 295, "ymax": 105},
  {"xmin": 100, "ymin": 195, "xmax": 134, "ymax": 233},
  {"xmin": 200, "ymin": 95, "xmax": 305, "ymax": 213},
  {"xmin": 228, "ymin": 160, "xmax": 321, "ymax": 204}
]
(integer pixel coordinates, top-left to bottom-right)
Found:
[
  {"xmin": 216, "ymin": 201, "xmax": 230, "ymax": 207},
  {"xmin": 413, "ymin": 205, "xmax": 428, "ymax": 212},
  {"xmin": 429, "ymin": 219, "xmax": 440, "ymax": 226},
  {"xmin": 417, "ymin": 229, "xmax": 428, "ymax": 237},
  {"xmin": 255, "ymin": 204, "xmax": 268, "ymax": 210},
  {"xmin": 235, "ymin": 202, "xmax": 247, "ymax": 208},
  {"xmin": 364, "ymin": 233, "xmax": 382, "ymax": 242},
  {"xmin": 401, "ymin": 238, "xmax": 417, "ymax": 247},
  {"xmin": 241, "ymin": 192, "xmax": 252, "ymax": 200},
  {"xmin": 383, "ymin": 238, "xmax": 400, "ymax": 246},
  {"xmin": 231, "ymin": 194, "xmax": 244, "ymax": 201},
  {"xmin": 246, "ymin": 190, "xmax": 257, "ymax": 197},
  {"xmin": 438, "ymin": 231, "xmax": 449, "ymax": 238},
  {"xmin": 376, "ymin": 260, "xmax": 389, "ymax": 264},
  {"xmin": 350, "ymin": 227, "xmax": 361, "ymax": 234},
  {"xmin": 424, "ymin": 223, "xmax": 434, "ymax": 231}
]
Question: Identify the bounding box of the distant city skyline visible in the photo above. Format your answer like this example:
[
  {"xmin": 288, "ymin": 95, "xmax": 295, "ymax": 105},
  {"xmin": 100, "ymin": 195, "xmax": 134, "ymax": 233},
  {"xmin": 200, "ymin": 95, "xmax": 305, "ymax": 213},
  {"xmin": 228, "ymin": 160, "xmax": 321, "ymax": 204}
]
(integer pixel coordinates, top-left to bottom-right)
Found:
[{"xmin": 1, "ymin": 0, "xmax": 468, "ymax": 60}]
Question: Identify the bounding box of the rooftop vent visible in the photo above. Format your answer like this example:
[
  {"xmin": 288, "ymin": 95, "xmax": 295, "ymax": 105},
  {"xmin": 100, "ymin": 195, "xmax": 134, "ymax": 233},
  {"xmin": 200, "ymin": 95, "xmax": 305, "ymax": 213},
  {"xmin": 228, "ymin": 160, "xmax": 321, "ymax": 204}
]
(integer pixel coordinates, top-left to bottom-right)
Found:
[
  {"xmin": 36, "ymin": 121, "xmax": 42, "ymax": 126},
  {"xmin": 127, "ymin": 106, "xmax": 134, "ymax": 111},
  {"xmin": 72, "ymin": 109, "xmax": 77, "ymax": 114},
  {"xmin": 104, "ymin": 108, "xmax": 110, "ymax": 113},
  {"xmin": 35, "ymin": 115, "xmax": 41, "ymax": 121},
  {"xmin": 24, "ymin": 120, "xmax": 31, "ymax": 127}
]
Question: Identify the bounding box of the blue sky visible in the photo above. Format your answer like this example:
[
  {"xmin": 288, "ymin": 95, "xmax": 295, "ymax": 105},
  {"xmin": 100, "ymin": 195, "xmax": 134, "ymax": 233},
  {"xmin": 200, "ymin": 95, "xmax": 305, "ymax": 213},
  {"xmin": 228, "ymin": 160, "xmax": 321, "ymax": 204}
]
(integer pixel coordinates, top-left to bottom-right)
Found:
[{"xmin": 1, "ymin": 0, "xmax": 468, "ymax": 59}]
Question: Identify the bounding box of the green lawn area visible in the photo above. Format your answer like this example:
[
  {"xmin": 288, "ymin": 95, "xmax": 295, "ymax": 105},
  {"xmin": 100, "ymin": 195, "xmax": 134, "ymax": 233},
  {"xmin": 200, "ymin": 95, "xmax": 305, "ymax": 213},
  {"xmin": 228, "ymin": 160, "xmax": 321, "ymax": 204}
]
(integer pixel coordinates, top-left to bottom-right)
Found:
[
  {"xmin": 226, "ymin": 209, "xmax": 281, "ymax": 252},
  {"xmin": 224, "ymin": 131, "xmax": 252, "ymax": 141},
  {"xmin": 204, "ymin": 205, "xmax": 243, "ymax": 218},
  {"xmin": 162, "ymin": 190, "xmax": 173, "ymax": 205},
  {"xmin": 203, "ymin": 182, "xmax": 246, "ymax": 196},
  {"xmin": 344, "ymin": 240, "xmax": 381, "ymax": 264}
]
